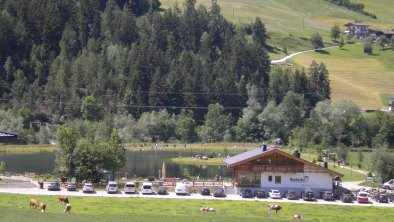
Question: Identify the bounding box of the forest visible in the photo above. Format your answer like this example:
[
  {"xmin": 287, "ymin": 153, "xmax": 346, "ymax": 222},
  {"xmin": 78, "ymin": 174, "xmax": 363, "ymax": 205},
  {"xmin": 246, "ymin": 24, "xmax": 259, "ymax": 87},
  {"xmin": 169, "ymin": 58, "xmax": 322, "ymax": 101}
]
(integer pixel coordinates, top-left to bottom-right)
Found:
[{"xmin": 0, "ymin": 0, "xmax": 393, "ymax": 154}]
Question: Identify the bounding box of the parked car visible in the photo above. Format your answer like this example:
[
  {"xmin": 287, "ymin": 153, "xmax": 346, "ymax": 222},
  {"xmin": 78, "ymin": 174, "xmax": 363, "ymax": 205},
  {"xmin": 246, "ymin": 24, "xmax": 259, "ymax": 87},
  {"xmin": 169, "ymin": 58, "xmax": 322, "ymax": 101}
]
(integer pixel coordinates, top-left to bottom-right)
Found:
[
  {"xmin": 47, "ymin": 182, "xmax": 61, "ymax": 191},
  {"xmin": 341, "ymin": 193, "xmax": 353, "ymax": 203},
  {"xmin": 373, "ymin": 193, "xmax": 388, "ymax": 203},
  {"xmin": 241, "ymin": 189, "xmax": 254, "ymax": 198},
  {"xmin": 200, "ymin": 187, "xmax": 211, "ymax": 196},
  {"xmin": 66, "ymin": 182, "xmax": 77, "ymax": 191},
  {"xmin": 302, "ymin": 191, "xmax": 316, "ymax": 201},
  {"xmin": 124, "ymin": 182, "xmax": 136, "ymax": 194},
  {"xmin": 175, "ymin": 183, "xmax": 188, "ymax": 195},
  {"xmin": 383, "ymin": 179, "xmax": 394, "ymax": 190},
  {"xmin": 357, "ymin": 192, "xmax": 369, "ymax": 203},
  {"xmin": 254, "ymin": 190, "xmax": 266, "ymax": 198},
  {"xmin": 269, "ymin": 189, "xmax": 281, "ymax": 199},
  {"xmin": 213, "ymin": 187, "xmax": 226, "ymax": 197},
  {"xmin": 285, "ymin": 190, "xmax": 298, "ymax": 200},
  {"xmin": 82, "ymin": 183, "xmax": 94, "ymax": 193},
  {"xmin": 157, "ymin": 186, "xmax": 167, "ymax": 195},
  {"xmin": 141, "ymin": 182, "xmax": 153, "ymax": 194},
  {"xmin": 322, "ymin": 191, "xmax": 335, "ymax": 201},
  {"xmin": 106, "ymin": 181, "xmax": 118, "ymax": 194}
]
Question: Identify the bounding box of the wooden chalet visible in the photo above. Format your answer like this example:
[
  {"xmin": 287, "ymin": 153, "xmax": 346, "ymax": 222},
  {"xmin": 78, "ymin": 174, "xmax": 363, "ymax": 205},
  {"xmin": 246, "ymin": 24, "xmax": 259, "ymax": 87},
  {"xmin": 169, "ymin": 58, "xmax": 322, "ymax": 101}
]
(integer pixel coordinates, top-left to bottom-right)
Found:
[
  {"xmin": 224, "ymin": 145, "xmax": 343, "ymax": 196},
  {"xmin": 0, "ymin": 130, "xmax": 18, "ymax": 145}
]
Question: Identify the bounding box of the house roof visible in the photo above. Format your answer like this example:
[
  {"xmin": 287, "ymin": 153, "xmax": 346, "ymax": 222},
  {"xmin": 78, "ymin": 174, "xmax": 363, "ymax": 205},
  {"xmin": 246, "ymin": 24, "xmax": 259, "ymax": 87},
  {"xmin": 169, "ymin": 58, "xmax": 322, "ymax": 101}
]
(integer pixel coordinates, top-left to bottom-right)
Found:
[
  {"xmin": 383, "ymin": 30, "xmax": 394, "ymax": 35},
  {"xmin": 388, "ymin": 95, "xmax": 394, "ymax": 99},
  {"xmin": 223, "ymin": 146, "xmax": 344, "ymax": 177},
  {"xmin": 344, "ymin": 22, "xmax": 369, "ymax": 27},
  {"xmin": 0, "ymin": 130, "xmax": 18, "ymax": 140}
]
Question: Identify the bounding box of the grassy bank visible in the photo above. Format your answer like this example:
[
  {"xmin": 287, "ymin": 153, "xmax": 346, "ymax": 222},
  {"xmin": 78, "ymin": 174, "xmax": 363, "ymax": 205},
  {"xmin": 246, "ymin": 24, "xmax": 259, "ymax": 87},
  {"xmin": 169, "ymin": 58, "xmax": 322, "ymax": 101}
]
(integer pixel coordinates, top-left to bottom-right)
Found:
[
  {"xmin": 0, "ymin": 193, "xmax": 393, "ymax": 222},
  {"xmin": 170, "ymin": 157, "xmax": 225, "ymax": 165},
  {"xmin": 0, "ymin": 144, "xmax": 57, "ymax": 153}
]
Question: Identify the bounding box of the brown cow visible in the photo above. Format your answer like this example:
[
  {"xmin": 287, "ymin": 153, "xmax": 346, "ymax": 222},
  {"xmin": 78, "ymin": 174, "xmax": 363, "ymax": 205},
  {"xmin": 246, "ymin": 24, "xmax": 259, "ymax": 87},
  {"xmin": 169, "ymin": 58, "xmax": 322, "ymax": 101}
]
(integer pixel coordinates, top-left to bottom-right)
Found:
[
  {"xmin": 29, "ymin": 199, "xmax": 38, "ymax": 209},
  {"xmin": 267, "ymin": 204, "xmax": 282, "ymax": 213},
  {"xmin": 40, "ymin": 203, "xmax": 46, "ymax": 213},
  {"xmin": 294, "ymin": 213, "xmax": 302, "ymax": 220},
  {"xmin": 64, "ymin": 203, "xmax": 72, "ymax": 214},
  {"xmin": 58, "ymin": 196, "xmax": 69, "ymax": 204}
]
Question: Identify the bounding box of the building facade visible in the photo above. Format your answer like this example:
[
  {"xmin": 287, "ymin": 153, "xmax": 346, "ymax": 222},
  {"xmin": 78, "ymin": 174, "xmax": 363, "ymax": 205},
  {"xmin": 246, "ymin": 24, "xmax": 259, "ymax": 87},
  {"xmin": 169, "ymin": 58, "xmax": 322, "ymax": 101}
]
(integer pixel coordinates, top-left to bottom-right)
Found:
[
  {"xmin": 388, "ymin": 95, "xmax": 394, "ymax": 112},
  {"xmin": 344, "ymin": 22, "xmax": 369, "ymax": 38},
  {"xmin": 224, "ymin": 145, "xmax": 343, "ymax": 196}
]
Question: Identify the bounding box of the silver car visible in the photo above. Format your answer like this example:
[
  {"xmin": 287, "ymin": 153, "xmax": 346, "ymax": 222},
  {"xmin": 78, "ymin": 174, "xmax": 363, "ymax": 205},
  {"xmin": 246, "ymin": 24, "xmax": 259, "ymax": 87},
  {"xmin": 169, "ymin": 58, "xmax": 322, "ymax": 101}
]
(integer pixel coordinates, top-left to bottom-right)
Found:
[{"xmin": 82, "ymin": 183, "xmax": 94, "ymax": 193}]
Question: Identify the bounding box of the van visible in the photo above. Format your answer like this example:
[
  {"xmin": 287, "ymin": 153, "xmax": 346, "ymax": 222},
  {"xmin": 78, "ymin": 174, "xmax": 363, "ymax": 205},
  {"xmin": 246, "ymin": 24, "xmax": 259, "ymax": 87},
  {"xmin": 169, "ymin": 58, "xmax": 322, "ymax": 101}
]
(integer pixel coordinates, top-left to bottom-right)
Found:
[
  {"xmin": 124, "ymin": 182, "xmax": 136, "ymax": 194},
  {"xmin": 106, "ymin": 181, "xmax": 118, "ymax": 194},
  {"xmin": 141, "ymin": 182, "xmax": 153, "ymax": 194},
  {"xmin": 175, "ymin": 183, "xmax": 188, "ymax": 195}
]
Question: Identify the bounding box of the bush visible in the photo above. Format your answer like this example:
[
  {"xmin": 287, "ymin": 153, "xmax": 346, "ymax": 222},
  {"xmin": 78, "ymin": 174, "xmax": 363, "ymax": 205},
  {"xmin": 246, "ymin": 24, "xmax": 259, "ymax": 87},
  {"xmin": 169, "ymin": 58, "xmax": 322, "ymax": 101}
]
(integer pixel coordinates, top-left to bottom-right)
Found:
[{"xmin": 147, "ymin": 176, "xmax": 155, "ymax": 182}]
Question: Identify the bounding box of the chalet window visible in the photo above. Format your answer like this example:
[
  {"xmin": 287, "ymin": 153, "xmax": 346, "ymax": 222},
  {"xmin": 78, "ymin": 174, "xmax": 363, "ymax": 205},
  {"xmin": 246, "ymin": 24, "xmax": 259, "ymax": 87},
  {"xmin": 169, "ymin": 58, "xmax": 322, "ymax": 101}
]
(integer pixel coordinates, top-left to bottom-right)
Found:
[
  {"xmin": 256, "ymin": 159, "xmax": 262, "ymax": 165},
  {"xmin": 268, "ymin": 175, "xmax": 272, "ymax": 182},
  {"xmin": 275, "ymin": 176, "xmax": 281, "ymax": 184}
]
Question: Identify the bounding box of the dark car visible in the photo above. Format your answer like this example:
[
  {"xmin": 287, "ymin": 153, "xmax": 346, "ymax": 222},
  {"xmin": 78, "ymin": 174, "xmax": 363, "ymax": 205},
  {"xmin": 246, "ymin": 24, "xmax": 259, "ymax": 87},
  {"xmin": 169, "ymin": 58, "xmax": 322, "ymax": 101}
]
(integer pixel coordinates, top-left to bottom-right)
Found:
[
  {"xmin": 374, "ymin": 194, "xmax": 388, "ymax": 203},
  {"xmin": 66, "ymin": 182, "xmax": 77, "ymax": 191},
  {"xmin": 157, "ymin": 186, "xmax": 167, "ymax": 195},
  {"xmin": 47, "ymin": 182, "xmax": 61, "ymax": 191},
  {"xmin": 254, "ymin": 190, "xmax": 266, "ymax": 198},
  {"xmin": 241, "ymin": 189, "xmax": 254, "ymax": 198},
  {"xmin": 285, "ymin": 190, "xmax": 298, "ymax": 200},
  {"xmin": 387, "ymin": 193, "xmax": 394, "ymax": 202},
  {"xmin": 213, "ymin": 188, "xmax": 226, "ymax": 197},
  {"xmin": 200, "ymin": 187, "xmax": 211, "ymax": 196},
  {"xmin": 322, "ymin": 191, "xmax": 335, "ymax": 201},
  {"xmin": 341, "ymin": 193, "xmax": 354, "ymax": 203},
  {"xmin": 302, "ymin": 191, "xmax": 316, "ymax": 201}
]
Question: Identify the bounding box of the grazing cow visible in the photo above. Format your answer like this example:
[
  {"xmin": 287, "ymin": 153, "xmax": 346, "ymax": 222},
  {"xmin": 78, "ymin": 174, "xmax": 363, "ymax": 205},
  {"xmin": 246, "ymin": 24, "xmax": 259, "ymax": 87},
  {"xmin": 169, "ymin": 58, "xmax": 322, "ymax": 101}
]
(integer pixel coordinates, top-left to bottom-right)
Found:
[
  {"xmin": 294, "ymin": 213, "xmax": 302, "ymax": 220},
  {"xmin": 58, "ymin": 196, "xmax": 69, "ymax": 204},
  {"xmin": 40, "ymin": 203, "xmax": 46, "ymax": 213},
  {"xmin": 64, "ymin": 203, "xmax": 72, "ymax": 214},
  {"xmin": 29, "ymin": 199, "xmax": 38, "ymax": 209},
  {"xmin": 267, "ymin": 204, "xmax": 282, "ymax": 213},
  {"xmin": 200, "ymin": 207, "xmax": 215, "ymax": 212}
]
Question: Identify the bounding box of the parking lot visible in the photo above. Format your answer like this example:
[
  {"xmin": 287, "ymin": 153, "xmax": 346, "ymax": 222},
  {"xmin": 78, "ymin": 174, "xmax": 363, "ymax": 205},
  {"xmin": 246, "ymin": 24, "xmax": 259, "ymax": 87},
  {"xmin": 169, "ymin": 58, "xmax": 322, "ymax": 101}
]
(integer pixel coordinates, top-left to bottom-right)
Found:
[{"xmin": 0, "ymin": 181, "xmax": 393, "ymax": 208}]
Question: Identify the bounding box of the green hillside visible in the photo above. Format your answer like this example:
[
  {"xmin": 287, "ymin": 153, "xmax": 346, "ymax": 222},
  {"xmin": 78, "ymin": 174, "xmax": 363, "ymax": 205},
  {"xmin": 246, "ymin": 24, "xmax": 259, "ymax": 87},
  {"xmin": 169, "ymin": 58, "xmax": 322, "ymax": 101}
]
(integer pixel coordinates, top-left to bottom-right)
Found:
[
  {"xmin": 161, "ymin": 0, "xmax": 393, "ymax": 58},
  {"xmin": 291, "ymin": 44, "xmax": 394, "ymax": 109}
]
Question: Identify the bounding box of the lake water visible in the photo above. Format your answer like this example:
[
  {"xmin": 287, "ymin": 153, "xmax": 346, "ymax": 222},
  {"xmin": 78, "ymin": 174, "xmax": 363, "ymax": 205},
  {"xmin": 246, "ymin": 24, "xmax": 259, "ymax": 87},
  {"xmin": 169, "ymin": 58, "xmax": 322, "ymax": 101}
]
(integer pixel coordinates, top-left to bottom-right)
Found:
[{"xmin": 0, "ymin": 149, "xmax": 241, "ymax": 179}]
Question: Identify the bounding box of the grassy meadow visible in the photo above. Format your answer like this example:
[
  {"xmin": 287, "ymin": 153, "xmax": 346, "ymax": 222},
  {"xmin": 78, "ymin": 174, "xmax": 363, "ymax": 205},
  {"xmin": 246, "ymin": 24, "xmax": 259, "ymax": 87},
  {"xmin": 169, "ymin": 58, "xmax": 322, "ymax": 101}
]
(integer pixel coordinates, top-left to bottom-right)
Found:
[
  {"xmin": 291, "ymin": 43, "xmax": 394, "ymax": 109},
  {"xmin": 160, "ymin": 0, "xmax": 394, "ymax": 58},
  {"xmin": 1, "ymin": 193, "xmax": 393, "ymax": 222}
]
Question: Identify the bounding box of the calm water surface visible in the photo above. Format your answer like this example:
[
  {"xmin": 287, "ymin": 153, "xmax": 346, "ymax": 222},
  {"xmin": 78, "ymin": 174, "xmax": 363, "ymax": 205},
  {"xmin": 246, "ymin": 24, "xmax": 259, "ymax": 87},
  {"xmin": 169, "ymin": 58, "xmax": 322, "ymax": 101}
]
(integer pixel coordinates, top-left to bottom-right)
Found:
[{"xmin": 0, "ymin": 149, "xmax": 241, "ymax": 179}]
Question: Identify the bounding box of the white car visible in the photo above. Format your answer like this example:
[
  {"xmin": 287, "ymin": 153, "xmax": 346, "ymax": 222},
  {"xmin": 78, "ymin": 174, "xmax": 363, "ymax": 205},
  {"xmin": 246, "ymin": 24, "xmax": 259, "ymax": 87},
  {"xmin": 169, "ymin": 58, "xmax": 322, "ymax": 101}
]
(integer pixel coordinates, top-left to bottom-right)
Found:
[
  {"xmin": 106, "ymin": 181, "xmax": 118, "ymax": 194},
  {"xmin": 269, "ymin": 189, "xmax": 281, "ymax": 199},
  {"xmin": 383, "ymin": 179, "xmax": 394, "ymax": 190},
  {"xmin": 82, "ymin": 183, "xmax": 94, "ymax": 193},
  {"xmin": 124, "ymin": 182, "xmax": 136, "ymax": 194},
  {"xmin": 141, "ymin": 182, "xmax": 153, "ymax": 194},
  {"xmin": 175, "ymin": 183, "xmax": 188, "ymax": 195}
]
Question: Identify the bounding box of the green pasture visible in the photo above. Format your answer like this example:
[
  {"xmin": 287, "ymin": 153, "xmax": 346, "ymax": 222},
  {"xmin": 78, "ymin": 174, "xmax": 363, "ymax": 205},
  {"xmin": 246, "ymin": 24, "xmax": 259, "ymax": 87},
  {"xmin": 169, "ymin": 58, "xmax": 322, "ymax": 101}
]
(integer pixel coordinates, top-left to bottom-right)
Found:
[
  {"xmin": 348, "ymin": 151, "xmax": 374, "ymax": 171},
  {"xmin": 292, "ymin": 43, "xmax": 394, "ymax": 109},
  {"xmin": 0, "ymin": 193, "xmax": 393, "ymax": 222},
  {"xmin": 160, "ymin": 0, "xmax": 393, "ymax": 56}
]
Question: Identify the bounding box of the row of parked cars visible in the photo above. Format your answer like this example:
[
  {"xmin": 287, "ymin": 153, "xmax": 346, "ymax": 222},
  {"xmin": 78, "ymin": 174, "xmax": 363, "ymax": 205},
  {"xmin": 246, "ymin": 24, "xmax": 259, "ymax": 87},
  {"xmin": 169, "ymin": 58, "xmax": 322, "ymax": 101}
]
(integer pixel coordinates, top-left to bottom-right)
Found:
[
  {"xmin": 47, "ymin": 181, "xmax": 155, "ymax": 194},
  {"xmin": 240, "ymin": 188, "xmax": 394, "ymax": 204}
]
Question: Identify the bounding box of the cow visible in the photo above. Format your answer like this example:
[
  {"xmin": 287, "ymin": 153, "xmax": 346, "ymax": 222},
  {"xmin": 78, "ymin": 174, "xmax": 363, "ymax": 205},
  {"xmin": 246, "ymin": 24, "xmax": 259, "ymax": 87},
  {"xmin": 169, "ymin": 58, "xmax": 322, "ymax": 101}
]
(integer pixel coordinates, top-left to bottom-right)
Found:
[
  {"xmin": 200, "ymin": 207, "xmax": 215, "ymax": 212},
  {"xmin": 29, "ymin": 199, "xmax": 38, "ymax": 209},
  {"xmin": 58, "ymin": 196, "xmax": 69, "ymax": 204},
  {"xmin": 267, "ymin": 204, "xmax": 282, "ymax": 213},
  {"xmin": 294, "ymin": 213, "xmax": 302, "ymax": 220},
  {"xmin": 64, "ymin": 203, "xmax": 72, "ymax": 214},
  {"xmin": 40, "ymin": 203, "xmax": 46, "ymax": 213}
]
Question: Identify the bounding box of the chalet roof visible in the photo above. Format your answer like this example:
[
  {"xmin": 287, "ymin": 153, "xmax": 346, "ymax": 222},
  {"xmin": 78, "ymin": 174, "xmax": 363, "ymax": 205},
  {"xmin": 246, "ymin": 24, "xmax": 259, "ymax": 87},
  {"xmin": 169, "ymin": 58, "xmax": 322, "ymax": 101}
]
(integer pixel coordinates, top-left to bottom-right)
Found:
[
  {"xmin": 344, "ymin": 22, "xmax": 369, "ymax": 27},
  {"xmin": 368, "ymin": 27, "xmax": 382, "ymax": 32},
  {"xmin": 382, "ymin": 30, "xmax": 394, "ymax": 35},
  {"xmin": 224, "ymin": 146, "xmax": 344, "ymax": 177},
  {"xmin": 388, "ymin": 95, "xmax": 394, "ymax": 99}
]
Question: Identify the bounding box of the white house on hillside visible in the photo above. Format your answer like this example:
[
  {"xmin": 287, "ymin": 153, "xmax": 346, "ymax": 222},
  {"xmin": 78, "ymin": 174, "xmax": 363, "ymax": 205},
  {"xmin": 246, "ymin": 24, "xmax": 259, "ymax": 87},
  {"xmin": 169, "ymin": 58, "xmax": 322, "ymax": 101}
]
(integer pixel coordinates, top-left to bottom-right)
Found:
[{"xmin": 344, "ymin": 22, "xmax": 369, "ymax": 38}]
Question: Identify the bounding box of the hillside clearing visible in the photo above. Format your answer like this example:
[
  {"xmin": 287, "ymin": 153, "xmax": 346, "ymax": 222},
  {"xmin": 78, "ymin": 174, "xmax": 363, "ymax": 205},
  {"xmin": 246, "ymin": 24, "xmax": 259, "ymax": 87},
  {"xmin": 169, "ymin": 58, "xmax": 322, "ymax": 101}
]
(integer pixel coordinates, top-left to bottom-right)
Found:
[{"xmin": 291, "ymin": 44, "xmax": 394, "ymax": 109}]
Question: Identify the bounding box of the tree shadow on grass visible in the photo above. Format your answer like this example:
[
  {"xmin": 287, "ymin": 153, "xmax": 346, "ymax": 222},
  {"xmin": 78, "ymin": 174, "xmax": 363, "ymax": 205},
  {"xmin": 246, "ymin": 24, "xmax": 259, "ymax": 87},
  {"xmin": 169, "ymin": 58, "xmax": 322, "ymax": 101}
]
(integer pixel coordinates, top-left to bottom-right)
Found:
[{"xmin": 315, "ymin": 49, "xmax": 330, "ymax": 55}]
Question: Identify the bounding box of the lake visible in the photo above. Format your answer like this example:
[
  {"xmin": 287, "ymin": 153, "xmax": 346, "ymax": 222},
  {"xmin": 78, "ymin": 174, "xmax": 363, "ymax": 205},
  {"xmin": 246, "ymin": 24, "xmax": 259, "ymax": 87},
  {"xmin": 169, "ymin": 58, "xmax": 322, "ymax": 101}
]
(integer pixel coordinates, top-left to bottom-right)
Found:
[{"xmin": 0, "ymin": 149, "xmax": 241, "ymax": 180}]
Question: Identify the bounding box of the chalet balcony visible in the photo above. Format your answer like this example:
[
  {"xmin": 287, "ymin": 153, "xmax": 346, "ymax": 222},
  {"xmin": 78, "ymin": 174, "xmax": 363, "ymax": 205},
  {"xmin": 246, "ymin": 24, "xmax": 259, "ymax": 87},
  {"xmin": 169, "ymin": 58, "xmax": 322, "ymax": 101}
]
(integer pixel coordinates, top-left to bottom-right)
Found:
[{"xmin": 235, "ymin": 165, "xmax": 303, "ymax": 173}]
